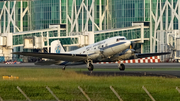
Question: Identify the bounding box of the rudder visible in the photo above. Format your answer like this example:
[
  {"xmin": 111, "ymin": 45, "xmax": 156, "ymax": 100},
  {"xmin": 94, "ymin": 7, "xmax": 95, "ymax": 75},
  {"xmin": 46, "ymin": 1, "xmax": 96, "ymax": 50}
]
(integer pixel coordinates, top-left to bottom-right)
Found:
[{"xmin": 50, "ymin": 40, "xmax": 65, "ymax": 53}]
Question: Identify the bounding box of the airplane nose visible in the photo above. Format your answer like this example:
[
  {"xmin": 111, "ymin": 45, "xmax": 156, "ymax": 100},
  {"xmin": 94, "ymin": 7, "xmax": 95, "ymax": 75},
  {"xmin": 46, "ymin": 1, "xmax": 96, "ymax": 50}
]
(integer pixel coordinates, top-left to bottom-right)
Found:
[{"xmin": 125, "ymin": 41, "xmax": 131, "ymax": 47}]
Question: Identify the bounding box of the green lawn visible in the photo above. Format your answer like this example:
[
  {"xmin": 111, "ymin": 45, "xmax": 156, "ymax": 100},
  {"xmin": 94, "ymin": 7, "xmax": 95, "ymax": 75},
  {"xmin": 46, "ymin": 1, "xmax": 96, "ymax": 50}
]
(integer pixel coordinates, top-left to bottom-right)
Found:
[
  {"xmin": 70, "ymin": 67, "xmax": 180, "ymax": 72},
  {"xmin": 0, "ymin": 67, "xmax": 180, "ymax": 101}
]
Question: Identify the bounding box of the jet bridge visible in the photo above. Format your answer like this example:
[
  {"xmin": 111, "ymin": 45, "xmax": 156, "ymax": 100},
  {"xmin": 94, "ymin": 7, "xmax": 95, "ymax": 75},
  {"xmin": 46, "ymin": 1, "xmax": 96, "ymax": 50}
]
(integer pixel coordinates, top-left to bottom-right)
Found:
[
  {"xmin": 0, "ymin": 33, "xmax": 13, "ymax": 60},
  {"xmin": 157, "ymin": 30, "xmax": 180, "ymax": 62}
]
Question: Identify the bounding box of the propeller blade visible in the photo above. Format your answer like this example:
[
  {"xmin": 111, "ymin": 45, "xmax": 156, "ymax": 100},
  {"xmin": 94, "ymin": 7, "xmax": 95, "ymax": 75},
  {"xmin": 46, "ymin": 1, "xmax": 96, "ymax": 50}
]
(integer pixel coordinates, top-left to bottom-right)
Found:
[{"xmin": 130, "ymin": 41, "xmax": 141, "ymax": 53}]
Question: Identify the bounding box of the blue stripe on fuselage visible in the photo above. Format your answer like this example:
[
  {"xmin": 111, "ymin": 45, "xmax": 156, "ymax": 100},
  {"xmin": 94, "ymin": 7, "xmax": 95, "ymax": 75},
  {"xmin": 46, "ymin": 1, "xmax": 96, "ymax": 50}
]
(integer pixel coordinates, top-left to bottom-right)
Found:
[
  {"xmin": 103, "ymin": 42, "xmax": 126, "ymax": 50},
  {"xmin": 88, "ymin": 42, "xmax": 127, "ymax": 56},
  {"xmin": 108, "ymin": 42, "xmax": 126, "ymax": 48}
]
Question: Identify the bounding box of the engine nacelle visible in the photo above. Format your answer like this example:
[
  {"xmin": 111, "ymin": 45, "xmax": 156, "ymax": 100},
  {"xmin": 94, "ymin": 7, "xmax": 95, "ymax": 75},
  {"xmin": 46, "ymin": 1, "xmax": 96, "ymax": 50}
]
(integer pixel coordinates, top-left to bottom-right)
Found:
[
  {"xmin": 113, "ymin": 49, "xmax": 135, "ymax": 60},
  {"xmin": 119, "ymin": 50, "xmax": 132, "ymax": 60},
  {"xmin": 87, "ymin": 53, "xmax": 99, "ymax": 60},
  {"xmin": 103, "ymin": 48, "xmax": 115, "ymax": 57}
]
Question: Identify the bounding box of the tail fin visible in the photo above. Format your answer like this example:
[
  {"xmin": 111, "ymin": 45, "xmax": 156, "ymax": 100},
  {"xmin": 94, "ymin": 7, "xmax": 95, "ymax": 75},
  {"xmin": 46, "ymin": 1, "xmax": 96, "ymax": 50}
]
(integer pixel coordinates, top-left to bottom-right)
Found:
[{"xmin": 51, "ymin": 40, "xmax": 65, "ymax": 53}]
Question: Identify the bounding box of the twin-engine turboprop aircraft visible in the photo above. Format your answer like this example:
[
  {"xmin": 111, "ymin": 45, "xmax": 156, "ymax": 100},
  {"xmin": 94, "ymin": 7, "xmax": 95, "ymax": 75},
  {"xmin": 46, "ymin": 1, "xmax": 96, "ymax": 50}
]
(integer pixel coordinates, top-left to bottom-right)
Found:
[{"xmin": 13, "ymin": 36, "xmax": 170, "ymax": 71}]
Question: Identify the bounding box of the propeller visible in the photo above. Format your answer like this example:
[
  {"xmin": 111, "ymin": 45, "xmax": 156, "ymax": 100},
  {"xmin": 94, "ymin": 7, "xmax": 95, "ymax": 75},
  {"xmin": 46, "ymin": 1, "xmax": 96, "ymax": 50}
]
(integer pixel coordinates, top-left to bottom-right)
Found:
[
  {"xmin": 130, "ymin": 49, "xmax": 137, "ymax": 59},
  {"xmin": 130, "ymin": 41, "xmax": 141, "ymax": 53},
  {"xmin": 129, "ymin": 41, "xmax": 140, "ymax": 59}
]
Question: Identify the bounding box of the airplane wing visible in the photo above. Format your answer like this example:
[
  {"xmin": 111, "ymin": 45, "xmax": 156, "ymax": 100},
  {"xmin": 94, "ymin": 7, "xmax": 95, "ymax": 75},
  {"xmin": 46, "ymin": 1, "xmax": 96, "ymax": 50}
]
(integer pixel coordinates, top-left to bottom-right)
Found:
[
  {"xmin": 130, "ymin": 52, "xmax": 170, "ymax": 59},
  {"xmin": 12, "ymin": 52, "xmax": 87, "ymax": 62}
]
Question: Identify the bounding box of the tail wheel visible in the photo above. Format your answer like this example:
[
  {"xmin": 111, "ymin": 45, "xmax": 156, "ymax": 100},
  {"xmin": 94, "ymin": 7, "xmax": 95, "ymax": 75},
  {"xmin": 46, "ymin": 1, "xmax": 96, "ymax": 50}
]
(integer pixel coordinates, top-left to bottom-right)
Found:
[
  {"xmin": 119, "ymin": 63, "xmax": 125, "ymax": 71},
  {"xmin": 88, "ymin": 63, "xmax": 94, "ymax": 71}
]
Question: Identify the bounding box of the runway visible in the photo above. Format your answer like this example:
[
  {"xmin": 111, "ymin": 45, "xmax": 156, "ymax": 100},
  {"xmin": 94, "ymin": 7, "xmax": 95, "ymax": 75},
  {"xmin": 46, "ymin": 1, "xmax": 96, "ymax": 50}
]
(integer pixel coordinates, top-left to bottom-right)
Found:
[
  {"xmin": 80, "ymin": 71, "xmax": 180, "ymax": 78},
  {"xmin": 0, "ymin": 63, "xmax": 180, "ymax": 78},
  {"xmin": 0, "ymin": 63, "xmax": 180, "ymax": 68}
]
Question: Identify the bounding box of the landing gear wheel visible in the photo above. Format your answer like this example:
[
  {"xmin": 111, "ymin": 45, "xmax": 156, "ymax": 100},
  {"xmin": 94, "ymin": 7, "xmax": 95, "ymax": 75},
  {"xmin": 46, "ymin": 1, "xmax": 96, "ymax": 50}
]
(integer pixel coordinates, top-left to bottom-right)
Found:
[
  {"xmin": 88, "ymin": 63, "xmax": 94, "ymax": 71},
  {"xmin": 119, "ymin": 63, "xmax": 125, "ymax": 71}
]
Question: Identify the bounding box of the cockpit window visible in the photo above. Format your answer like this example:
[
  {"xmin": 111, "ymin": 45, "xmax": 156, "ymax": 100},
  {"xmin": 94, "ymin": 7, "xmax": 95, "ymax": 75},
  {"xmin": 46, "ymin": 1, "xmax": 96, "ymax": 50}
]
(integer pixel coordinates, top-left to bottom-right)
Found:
[{"xmin": 116, "ymin": 38, "xmax": 125, "ymax": 41}]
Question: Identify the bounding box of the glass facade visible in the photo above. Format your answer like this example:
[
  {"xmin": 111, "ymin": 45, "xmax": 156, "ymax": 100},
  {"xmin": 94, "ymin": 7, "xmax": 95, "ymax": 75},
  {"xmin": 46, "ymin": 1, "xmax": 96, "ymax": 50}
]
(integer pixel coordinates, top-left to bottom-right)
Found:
[
  {"xmin": 95, "ymin": 28, "xmax": 142, "ymax": 42},
  {"xmin": 150, "ymin": 0, "xmax": 179, "ymax": 52},
  {"xmin": 151, "ymin": 0, "xmax": 178, "ymax": 30},
  {"xmin": 0, "ymin": 1, "xmax": 30, "ymax": 32},
  {"xmin": 30, "ymin": 0, "xmax": 60, "ymax": 30},
  {"xmin": 66, "ymin": 0, "xmax": 107, "ymax": 32},
  {"xmin": 3, "ymin": 0, "xmax": 180, "ymax": 53},
  {"xmin": 28, "ymin": 0, "xmax": 149, "ymax": 34},
  {"xmin": 49, "ymin": 38, "xmax": 78, "ymax": 46},
  {"xmin": 145, "ymin": 0, "xmax": 150, "ymax": 21},
  {"xmin": 110, "ymin": 0, "xmax": 145, "ymax": 28}
]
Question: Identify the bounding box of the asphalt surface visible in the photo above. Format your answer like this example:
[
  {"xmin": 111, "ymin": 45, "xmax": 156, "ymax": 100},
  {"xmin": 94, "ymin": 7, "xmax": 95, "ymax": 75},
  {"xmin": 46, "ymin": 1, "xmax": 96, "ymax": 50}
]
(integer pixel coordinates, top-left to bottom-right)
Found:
[
  {"xmin": 80, "ymin": 71, "xmax": 180, "ymax": 78},
  {"xmin": 0, "ymin": 63, "xmax": 180, "ymax": 78},
  {"xmin": 0, "ymin": 63, "xmax": 180, "ymax": 68}
]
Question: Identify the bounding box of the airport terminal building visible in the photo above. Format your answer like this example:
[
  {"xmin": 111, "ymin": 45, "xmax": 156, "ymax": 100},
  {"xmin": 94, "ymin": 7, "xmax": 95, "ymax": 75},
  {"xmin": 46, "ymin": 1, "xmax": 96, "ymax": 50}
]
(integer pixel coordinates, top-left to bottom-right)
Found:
[{"xmin": 0, "ymin": 0, "xmax": 180, "ymax": 61}]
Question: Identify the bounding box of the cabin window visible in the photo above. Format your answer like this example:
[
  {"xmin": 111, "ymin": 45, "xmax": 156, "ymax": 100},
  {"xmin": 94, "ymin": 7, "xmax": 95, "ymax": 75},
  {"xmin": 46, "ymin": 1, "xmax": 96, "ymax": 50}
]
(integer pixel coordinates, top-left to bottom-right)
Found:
[
  {"xmin": 116, "ymin": 38, "xmax": 125, "ymax": 42},
  {"xmin": 102, "ymin": 45, "xmax": 104, "ymax": 48}
]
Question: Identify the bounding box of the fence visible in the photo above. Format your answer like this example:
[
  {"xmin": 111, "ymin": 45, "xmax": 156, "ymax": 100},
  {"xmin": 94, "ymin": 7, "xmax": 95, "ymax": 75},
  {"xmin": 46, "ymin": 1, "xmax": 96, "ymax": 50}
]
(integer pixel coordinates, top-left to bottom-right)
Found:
[{"xmin": 0, "ymin": 86, "xmax": 180, "ymax": 101}]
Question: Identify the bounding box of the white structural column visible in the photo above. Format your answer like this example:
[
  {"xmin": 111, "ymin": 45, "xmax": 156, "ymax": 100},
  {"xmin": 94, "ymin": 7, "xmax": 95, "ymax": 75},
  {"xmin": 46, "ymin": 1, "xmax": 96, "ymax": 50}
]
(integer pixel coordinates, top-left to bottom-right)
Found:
[
  {"xmin": 0, "ymin": 2, "xmax": 3, "ymax": 33},
  {"xmin": 59, "ymin": 0, "xmax": 61, "ymax": 23},
  {"xmin": 82, "ymin": 0, "xmax": 84, "ymax": 32},
  {"xmin": 3, "ymin": 2, "xmax": 6, "ymax": 33},
  {"xmin": 65, "ymin": 0, "xmax": 68, "ymax": 36},
  {"xmin": 7, "ymin": 1, "xmax": 10, "ymax": 33},
  {"xmin": 86, "ymin": 0, "xmax": 88, "ymax": 31},
  {"xmin": 99, "ymin": 0, "xmax": 102, "ymax": 30},
  {"xmin": 150, "ymin": 0, "xmax": 180, "ymax": 52},
  {"xmin": 150, "ymin": 0, "xmax": 152, "ymax": 52},
  {"xmin": 14, "ymin": 1, "xmax": 16, "ymax": 32},
  {"xmin": 92, "ymin": 0, "xmax": 94, "ymax": 32},
  {"xmin": 67, "ymin": 0, "xmax": 109, "ymax": 33},
  {"xmin": 0, "ymin": 1, "xmax": 30, "ymax": 34}
]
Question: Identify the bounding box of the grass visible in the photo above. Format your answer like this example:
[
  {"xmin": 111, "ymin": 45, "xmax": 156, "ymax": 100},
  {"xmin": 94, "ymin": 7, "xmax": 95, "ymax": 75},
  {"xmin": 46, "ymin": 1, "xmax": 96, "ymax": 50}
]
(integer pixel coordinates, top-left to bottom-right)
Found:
[
  {"xmin": 69, "ymin": 67, "xmax": 180, "ymax": 72},
  {"xmin": 0, "ymin": 67, "xmax": 180, "ymax": 101}
]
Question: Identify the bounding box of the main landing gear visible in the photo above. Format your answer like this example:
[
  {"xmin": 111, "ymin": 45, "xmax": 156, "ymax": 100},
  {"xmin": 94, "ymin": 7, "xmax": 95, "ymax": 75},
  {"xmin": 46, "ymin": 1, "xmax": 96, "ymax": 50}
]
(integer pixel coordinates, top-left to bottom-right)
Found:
[
  {"xmin": 62, "ymin": 66, "xmax": 66, "ymax": 70},
  {"xmin": 88, "ymin": 63, "xmax": 94, "ymax": 71},
  {"xmin": 87, "ymin": 60, "xmax": 94, "ymax": 71},
  {"xmin": 118, "ymin": 63, "xmax": 125, "ymax": 71}
]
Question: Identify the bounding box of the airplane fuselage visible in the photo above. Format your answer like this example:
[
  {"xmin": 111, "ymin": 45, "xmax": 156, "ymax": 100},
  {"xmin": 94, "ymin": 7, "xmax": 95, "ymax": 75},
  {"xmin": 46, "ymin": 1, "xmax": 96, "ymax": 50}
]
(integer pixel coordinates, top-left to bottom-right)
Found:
[{"xmin": 70, "ymin": 36, "xmax": 131, "ymax": 61}]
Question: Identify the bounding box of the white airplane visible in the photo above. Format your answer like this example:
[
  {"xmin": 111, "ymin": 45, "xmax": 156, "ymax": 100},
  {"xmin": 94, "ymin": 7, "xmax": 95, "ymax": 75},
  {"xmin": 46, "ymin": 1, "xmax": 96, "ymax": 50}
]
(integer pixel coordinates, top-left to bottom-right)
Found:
[{"xmin": 13, "ymin": 36, "xmax": 170, "ymax": 71}]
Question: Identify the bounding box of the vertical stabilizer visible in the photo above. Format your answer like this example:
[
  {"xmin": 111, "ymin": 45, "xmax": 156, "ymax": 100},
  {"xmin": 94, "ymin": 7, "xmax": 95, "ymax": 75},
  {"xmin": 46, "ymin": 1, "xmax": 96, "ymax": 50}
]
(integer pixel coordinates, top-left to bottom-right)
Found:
[{"xmin": 51, "ymin": 40, "xmax": 65, "ymax": 53}]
